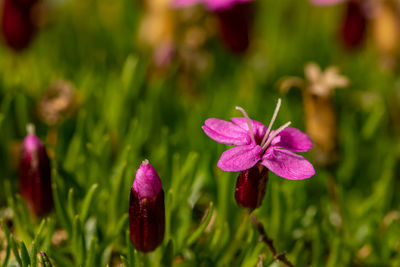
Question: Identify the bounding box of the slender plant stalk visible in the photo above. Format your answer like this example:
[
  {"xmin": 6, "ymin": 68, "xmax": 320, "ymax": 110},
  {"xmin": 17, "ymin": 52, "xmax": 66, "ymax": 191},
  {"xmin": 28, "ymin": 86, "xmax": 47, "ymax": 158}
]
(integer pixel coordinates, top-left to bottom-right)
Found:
[
  {"xmin": 219, "ymin": 209, "xmax": 250, "ymax": 265},
  {"xmin": 250, "ymin": 214, "xmax": 294, "ymax": 267}
]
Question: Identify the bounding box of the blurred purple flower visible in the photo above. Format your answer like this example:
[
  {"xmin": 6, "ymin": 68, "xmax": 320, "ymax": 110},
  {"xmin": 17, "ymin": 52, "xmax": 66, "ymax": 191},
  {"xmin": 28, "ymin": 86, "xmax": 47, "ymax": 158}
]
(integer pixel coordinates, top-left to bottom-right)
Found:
[
  {"xmin": 19, "ymin": 124, "xmax": 53, "ymax": 217},
  {"xmin": 310, "ymin": 0, "xmax": 367, "ymax": 49},
  {"xmin": 174, "ymin": 0, "xmax": 253, "ymax": 53},
  {"xmin": 215, "ymin": 2, "xmax": 253, "ymax": 53},
  {"xmin": 202, "ymin": 99, "xmax": 315, "ymax": 180},
  {"xmin": 1, "ymin": 0, "xmax": 37, "ymax": 50},
  {"xmin": 340, "ymin": 0, "xmax": 367, "ymax": 49},
  {"xmin": 129, "ymin": 160, "xmax": 165, "ymax": 252}
]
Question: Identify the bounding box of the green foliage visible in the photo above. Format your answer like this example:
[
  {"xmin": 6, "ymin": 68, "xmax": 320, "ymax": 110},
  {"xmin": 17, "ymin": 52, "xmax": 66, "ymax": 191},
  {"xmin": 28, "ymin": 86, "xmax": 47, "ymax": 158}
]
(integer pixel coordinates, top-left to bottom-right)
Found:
[{"xmin": 1, "ymin": 0, "xmax": 400, "ymax": 266}]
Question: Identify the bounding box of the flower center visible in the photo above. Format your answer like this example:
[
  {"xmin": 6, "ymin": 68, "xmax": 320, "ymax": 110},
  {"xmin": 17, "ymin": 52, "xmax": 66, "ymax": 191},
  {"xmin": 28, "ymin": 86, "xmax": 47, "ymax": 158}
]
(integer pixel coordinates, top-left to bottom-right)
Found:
[{"xmin": 236, "ymin": 99, "xmax": 292, "ymax": 152}]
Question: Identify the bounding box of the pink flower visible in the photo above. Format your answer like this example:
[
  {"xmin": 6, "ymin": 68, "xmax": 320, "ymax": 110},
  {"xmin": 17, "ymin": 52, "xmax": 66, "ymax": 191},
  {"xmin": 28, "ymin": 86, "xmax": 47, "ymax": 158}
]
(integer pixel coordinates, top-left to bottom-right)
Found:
[{"xmin": 202, "ymin": 99, "xmax": 315, "ymax": 180}]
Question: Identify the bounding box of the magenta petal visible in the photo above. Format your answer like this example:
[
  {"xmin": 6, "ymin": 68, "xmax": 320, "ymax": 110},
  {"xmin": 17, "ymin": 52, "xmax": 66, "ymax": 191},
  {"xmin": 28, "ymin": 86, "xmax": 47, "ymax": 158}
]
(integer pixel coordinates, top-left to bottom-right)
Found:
[
  {"xmin": 202, "ymin": 118, "xmax": 250, "ymax": 145},
  {"xmin": 217, "ymin": 144, "xmax": 262, "ymax": 172},
  {"xmin": 271, "ymin": 127, "xmax": 313, "ymax": 152},
  {"xmin": 132, "ymin": 161, "xmax": 163, "ymax": 199},
  {"xmin": 230, "ymin": 118, "xmax": 267, "ymax": 144},
  {"xmin": 204, "ymin": 0, "xmax": 236, "ymax": 10},
  {"xmin": 261, "ymin": 148, "xmax": 315, "ymax": 180}
]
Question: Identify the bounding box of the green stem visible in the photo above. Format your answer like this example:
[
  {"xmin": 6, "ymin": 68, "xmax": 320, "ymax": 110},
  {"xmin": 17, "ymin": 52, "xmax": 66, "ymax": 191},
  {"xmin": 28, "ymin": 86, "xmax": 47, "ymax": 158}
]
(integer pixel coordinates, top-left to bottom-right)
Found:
[{"xmin": 219, "ymin": 209, "xmax": 250, "ymax": 266}]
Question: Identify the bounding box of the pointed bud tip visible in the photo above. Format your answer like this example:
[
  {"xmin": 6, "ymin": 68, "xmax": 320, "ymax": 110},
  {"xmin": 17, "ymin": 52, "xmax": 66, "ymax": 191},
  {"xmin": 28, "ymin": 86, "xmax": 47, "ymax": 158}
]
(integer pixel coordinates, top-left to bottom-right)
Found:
[{"xmin": 132, "ymin": 160, "xmax": 163, "ymax": 199}]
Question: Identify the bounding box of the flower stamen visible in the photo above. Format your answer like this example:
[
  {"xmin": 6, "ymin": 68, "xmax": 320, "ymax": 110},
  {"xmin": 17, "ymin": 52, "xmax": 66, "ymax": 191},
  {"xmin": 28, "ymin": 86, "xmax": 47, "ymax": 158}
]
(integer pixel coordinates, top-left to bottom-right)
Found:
[
  {"xmin": 260, "ymin": 98, "xmax": 281, "ymax": 147},
  {"xmin": 261, "ymin": 121, "xmax": 291, "ymax": 151},
  {"xmin": 235, "ymin": 106, "xmax": 255, "ymax": 143}
]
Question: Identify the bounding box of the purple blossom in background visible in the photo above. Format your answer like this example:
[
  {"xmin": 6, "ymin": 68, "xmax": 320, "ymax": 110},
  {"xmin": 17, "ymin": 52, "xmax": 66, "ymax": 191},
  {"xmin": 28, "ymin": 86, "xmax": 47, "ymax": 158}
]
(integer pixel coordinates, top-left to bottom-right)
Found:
[
  {"xmin": 202, "ymin": 99, "xmax": 315, "ymax": 180},
  {"xmin": 1, "ymin": 0, "xmax": 38, "ymax": 50},
  {"xmin": 310, "ymin": 0, "xmax": 367, "ymax": 49},
  {"xmin": 174, "ymin": 0, "xmax": 253, "ymax": 53}
]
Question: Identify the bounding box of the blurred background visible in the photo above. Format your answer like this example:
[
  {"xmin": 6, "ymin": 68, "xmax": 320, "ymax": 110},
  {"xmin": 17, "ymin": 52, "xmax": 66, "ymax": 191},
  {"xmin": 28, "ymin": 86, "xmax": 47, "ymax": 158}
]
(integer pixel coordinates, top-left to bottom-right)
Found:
[{"xmin": 0, "ymin": 0, "xmax": 400, "ymax": 266}]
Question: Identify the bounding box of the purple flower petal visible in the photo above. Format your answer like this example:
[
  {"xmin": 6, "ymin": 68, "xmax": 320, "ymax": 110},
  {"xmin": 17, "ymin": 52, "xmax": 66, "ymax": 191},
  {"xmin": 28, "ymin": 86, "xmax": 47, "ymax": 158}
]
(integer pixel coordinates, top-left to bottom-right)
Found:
[
  {"xmin": 230, "ymin": 118, "xmax": 267, "ymax": 144},
  {"xmin": 202, "ymin": 118, "xmax": 250, "ymax": 146},
  {"xmin": 261, "ymin": 148, "xmax": 315, "ymax": 180},
  {"xmin": 204, "ymin": 0, "xmax": 238, "ymax": 10},
  {"xmin": 271, "ymin": 127, "xmax": 313, "ymax": 152},
  {"xmin": 133, "ymin": 161, "xmax": 163, "ymax": 199},
  {"xmin": 217, "ymin": 144, "xmax": 262, "ymax": 172}
]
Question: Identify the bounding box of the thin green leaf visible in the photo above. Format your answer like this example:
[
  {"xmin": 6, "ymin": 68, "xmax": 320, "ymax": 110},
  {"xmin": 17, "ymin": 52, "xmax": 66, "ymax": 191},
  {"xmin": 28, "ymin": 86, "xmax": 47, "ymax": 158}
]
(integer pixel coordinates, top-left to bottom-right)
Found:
[
  {"xmin": 186, "ymin": 202, "xmax": 214, "ymax": 247},
  {"xmin": 0, "ymin": 220, "xmax": 11, "ymax": 267},
  {"xmin": 52, "ymin": 171, "xmax": 72, "ymax": 234},
  {"xmin": 80, "ymin": 184, "xmax": 98, "ymax": 223},
  {"xmin": 72, "ymin": 216, "xmax": 86, "ymax": 266},
  {"xmin": 20, "ymin": 241, "xmax": 31, "ymax": 267},
  {"xmin": 67, "ymin": 188, "xmax": 76, "ymax": 220},
  {"xmin": 10, "ymin": 238, "xmax": 22, "ymax": 267},
  {"xmin": 84, "ymin": 237, "xmax": 98, "ymax": 267},
  {"xmin": 126, "ymin": 230, "xmax": 134, "ymax": 267},
  {"xmin": 161, "ymin": 239, "xmax": 174, "ymax": 267},
  {"xmin": 30, "ymin": 219, "xmax": 46, "ymax": 267}
]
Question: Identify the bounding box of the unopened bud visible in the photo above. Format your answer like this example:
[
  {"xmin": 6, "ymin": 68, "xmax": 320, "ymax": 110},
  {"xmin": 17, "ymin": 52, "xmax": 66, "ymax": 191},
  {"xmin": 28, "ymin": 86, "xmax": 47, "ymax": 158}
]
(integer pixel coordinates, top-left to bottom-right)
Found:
[
  {"xmin": 235, "ymin": 164, "xmax": 268, "ymax": 211},
  {"xmin": 129, "ymin": 160, "xmax": 165, "ymax": 252},
  {"xmin": 340, "ymin": 0, "xmax": 367, "ymax": 49},
  {"xmin": 216, "ymin": 2, "xmax": 253, "ymax": 54},
  {"xmin": 19, "ymin": 124, "xmax": 53, "ymax": 217},
  {"xmin": 1, "ymin": 0, "xmax": 37, "ymax": 50}
]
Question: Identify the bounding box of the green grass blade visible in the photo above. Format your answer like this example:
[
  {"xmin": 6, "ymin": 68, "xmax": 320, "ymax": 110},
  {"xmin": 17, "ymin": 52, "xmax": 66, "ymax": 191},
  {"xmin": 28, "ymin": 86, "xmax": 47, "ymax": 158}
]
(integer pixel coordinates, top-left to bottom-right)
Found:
[{"xmin": 186, "ymin": 202, "xmax": 214, "ymax": 247}]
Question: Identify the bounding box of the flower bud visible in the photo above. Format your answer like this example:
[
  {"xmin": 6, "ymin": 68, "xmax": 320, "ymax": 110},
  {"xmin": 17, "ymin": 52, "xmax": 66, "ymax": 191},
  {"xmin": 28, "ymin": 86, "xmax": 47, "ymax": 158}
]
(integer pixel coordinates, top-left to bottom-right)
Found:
[
  {"xmin": 129, "ymin": 160, "xmax": 165, "ymax": 252},
  {"xmin": 19, "ymin": 124, "xmax": 53, "ymax": 217},
  {"xmin": 1, "ymin": 0, "xmax": 37, "ymax": 50},
  {"xmin": 235, "ymin": 164, "xmax": 268, "ymax": 211},
  {"xmin": 216, "ymin": 2, "xmax": 253, "ymax": 54},
  {"xmin": 340, "ymin": 0, "xmax": 367, "ymax": 49}
]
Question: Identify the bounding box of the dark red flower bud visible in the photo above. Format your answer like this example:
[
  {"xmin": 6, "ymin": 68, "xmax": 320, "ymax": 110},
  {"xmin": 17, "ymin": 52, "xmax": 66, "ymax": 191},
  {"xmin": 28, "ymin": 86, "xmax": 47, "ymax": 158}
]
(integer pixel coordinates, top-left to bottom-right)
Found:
[
  {"xmin": 340, "ymin": 0, "xmax": 367, "ymax": 49},
  {"xmin": 129, "ymin": 160, "xmax": 165, "ymax": 252},
  {"xmin": 215, "ymin": 2, "xmax": 253, "ymax": 54},
  {"xmin": 1, "ymin": 0, "xmax": 37, "ymax": 50},
  {"xmin": 19, "ymin": 124, "xmax": 53, "ymax": 217},
  {"xmin": 235, "ymin": 164, "xmax": 268, "ymax": 211}
]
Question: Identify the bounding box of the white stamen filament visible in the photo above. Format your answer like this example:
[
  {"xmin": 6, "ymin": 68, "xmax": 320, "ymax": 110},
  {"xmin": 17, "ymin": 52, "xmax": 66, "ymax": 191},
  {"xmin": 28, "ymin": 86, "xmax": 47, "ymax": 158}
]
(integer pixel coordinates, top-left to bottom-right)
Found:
[
  {"xmin": 235, "ymin": 106, "xmax": 255, "ymax": 143},
  {"xmin": 260, "ymin": 98, "xmax": 281, "ymax": 147},
  {"xmin": 261, "ymin": 121, "xmax": 291, "ymax": 151}
]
